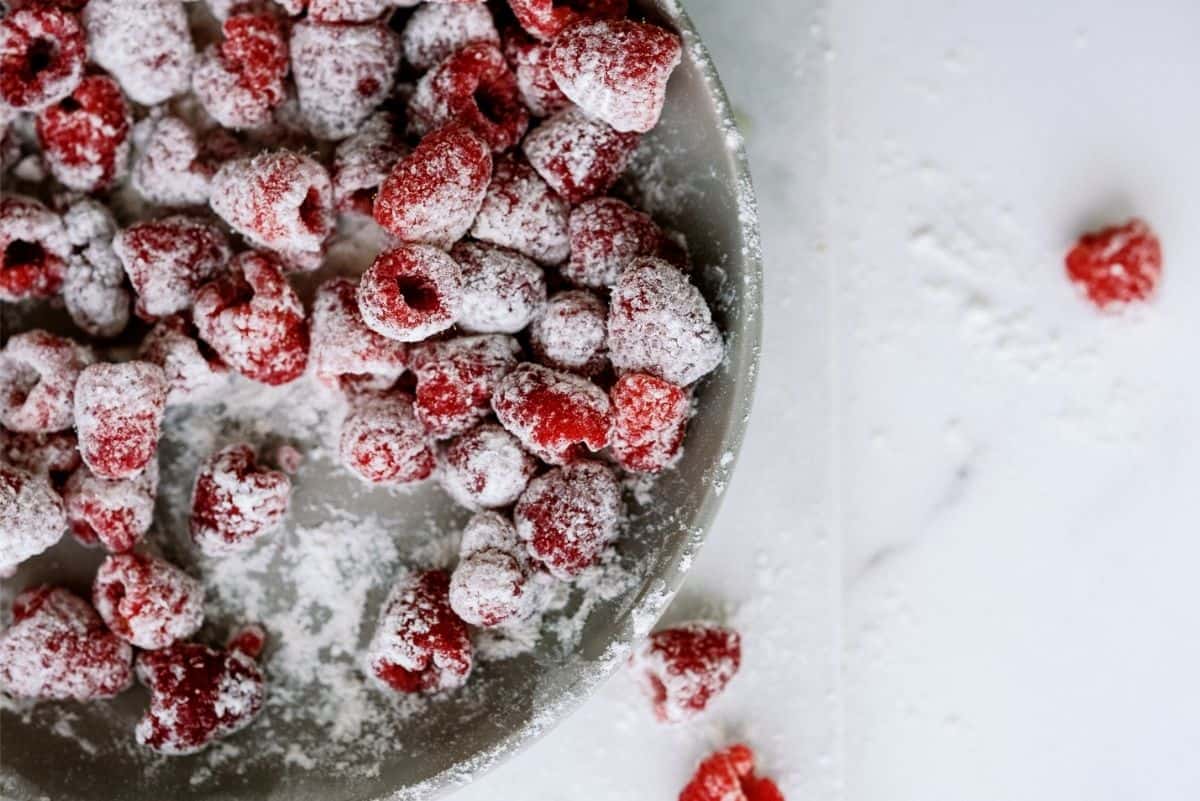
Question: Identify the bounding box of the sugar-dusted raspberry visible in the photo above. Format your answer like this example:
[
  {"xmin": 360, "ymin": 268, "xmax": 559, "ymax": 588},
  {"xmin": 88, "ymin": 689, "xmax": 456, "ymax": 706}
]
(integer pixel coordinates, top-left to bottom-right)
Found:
[
  {"xmin": 411, "ymin": 334, "xmax": 520, "ymax": 438},
  {"xmin": 138, "ymin": 315, "xmax": 229, "ymax": 405},
  {"xmin": 63, "ymin": 461, "xmax": 158, "ymax": 553},
  {"xmin": 93, "ymin": 552, "xmax": 204, "ymax": 650},
  {"xmin": 513, "ymin": 459, "xmax": 619, "ymax": 578},
  {"xmin": 0, "ymin": 586, "xmax": 133, "ymax": 700},
  {"xmin": 312, "ymin": 277, "xmax": 408, "ymax": 389},
  {"xmin": 357, "ymin": 244, "xmax": 465, "ymax": 342},
  {"xmin": 680, "ymin": 745, "xmax": 786, "ymax": 801},
  {"xmin": 470, "ymin": 154, "xmax": 569, "ymax": 266},
  {"xmin": 61, "ymin": 197, "xmax": 115, "ymax": 247},
  {"xmin": 74, "ymin": 362, "xmax": 168, "ymax": 481},
  {"xmin": 403, "ymin": 3, "xmax": 499, "ymax": 72},
  {"xmin": 492, "ymin": 362, "xmax": 611, "ymax": 464},
  {"xmin": 131, "ymin": 116, "xmax": 225, "ymax": 208},
  {"xmin": 339, "ymin": 391, "xmax": 435, "ymax": 485},
  {"xmin": 290, "ymin": 19, "xmax": 401, "ymax": 141},
  {"xmin": 194, "ymin": 10, "xmax": 290, "ymax": 130},
  {"xmin": 226, "ymin": 623, "xmax": 266, "ymax": 660},
  {"xmin": 83, "ymin": 0, "xmax": 195, "ymax": 106},
  {"xmin": 449, "ymin": 510, "xmax": 535, "ymax": 627},
  {"xmin": 332, "ymin": 112, "xmax": 408, "ymax": 216},
  {"xmin": 629, "ymin": 622, "xmax": 740, "ymax": 724},
  {"xmin": 366, "ymin": 568, "xmax": 472, "ymax": 694},
  {"xmin": 408, "ymin": 42, "xmax": 529, "ymax": 153},
  {"xmin": 505, "ymin": 0, "xmax": 626, "ymax": 42},
  {"xmin": 0, "ymin": 330, "xmax": 93, "ymax": 433},
  {"xmin": 530, "ymin": 290, "xmax": 608, "ymax": 376},
  {"xmin": 522, "ymin": 107, "xmax": 640, "ymax": 204},
  {"xmin": 566, "ymin": 197, "xmax": 664, "ymax": 288},
  {"xmin": 190, "ymin": 442, "xmax": 291, "ymax": 556},
  {"xmin": 610, "ymin": 372, "xmax": 689, "ymax": 473},
  {"xmin": 452, "ymin": 241, "xmax": 546, "ymax": 334},
  {"xmin": 63, "ymin": 237, "xmax": 131, "ymax": 339},
  {"xmin": 210, "ymin": 150, "xmax": 333, "ymax": 267},
  {"xmin": 0, "ymin": 194, "xmax": 70, "ymax": 302},
  {"xmin": 135, "ymin": 641, "xmax": 266, "ymax": 755},
  {"xmin": 113, "ymin": 216, "xmax": 231, "ymax": 319},
  {"xmin": 439, "ymin": 423, "xmax": 537, "ymax": 510},
  {"xmin": 502, "ymin": 28, "xmax": 570, "ymax": 118},
  {"xmin": 0, "ymin": 7, "xmax": 85, "ymax": 111},
  {"xmin": 373, "ymin": 123, "xmax": 492, "ymax": 249},
  {"xmin": 0, "ymin": 427, "xmax": 80, "ymax": 479},
  {"xmin": 34, "ymin": 74, "xmax": 131, "ymax": 191},
  {"xmin": 1065, "ymin": 218, "xmax": 1162, "ymax": 308},
  {"xmin": 609, "ymin": 257, "xmax": 722, "ymax": 386},
  {"xmin": 0, "ymin": 464, "xmax": 66, "ymax": 575},
  {"xmin": 193, "ymin": 251, "xmax": 310, "ymax": 386}
]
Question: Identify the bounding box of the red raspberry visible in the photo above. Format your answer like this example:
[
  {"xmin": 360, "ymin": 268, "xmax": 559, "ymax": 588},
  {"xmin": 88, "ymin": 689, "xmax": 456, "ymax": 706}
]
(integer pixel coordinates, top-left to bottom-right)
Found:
[
  {"xmin": 193, "ymin": 251, "xmax": 310, "ymax": 386},
  {"xmin": 339, "ymin": 391, "xmax": 436, "ymax": 485},
  {"xmin": 0, "ymin": 427, "xmax": 80, "ymax": 479},
  {"xmin": 366, "ymin": 568, "xmax": 473, "ymax": 693},
  {"xmin": 357, "ymin": 244, "xmax": 465, "ymax": 342},
  {"xmin": 679, "ymin": 745, "xmax": 786, "ymax": 801},
  {"xmin": 530, "ymin": 290, "xmax": 609, "ymax": 376},
  {"xmin": 513, "ymin": 459, "xmax": 619, "ymax": 578},
  {"xmin": 190, "ymin": 442, "xmax": 291, "ymax": 556},
  {"xmin": 408, "ymin": 42, "xmax": 529, "ymax": 153},
  {"xmin": 505, "ymin": 0, "xmax": 626, "ymax": 42},
  {"xmin": 311, "ymin": 277, "xmax": 408, "ymax": 389},
  {"xmin": 131, "ymin": 116, "xmax": 227, "ymax": 208},
  {"xmin": 289, "ymin": 19, "xmax": 401, "ymax": 140},
  {"xmin": 63, "ymin": 461, "xmax": 158, "ymax": 553},
  {"xmin": 566, "ymin": 197, "xmax": 665, "ymax": 288},
  {"xmin": 138, "ymin": 315, "xmax": 229, "ymax": 405},
  {"xmin": 449, "ymin": 510, "xmax": 535, "ymax": 627},
  {"xmin": 332, "ymin": 112, "xmax": 408, "ymax": 216},
  {"xmin": 0, "ymin": 586, "xmax": 133, "ymax": 700},
  {"xmin": 608, "ymin": 257, "xmax": 723, "ymax": 386},
  {"xmin": 193, "ymin": 11, "xmax": 290, "ymax": 130},
  {"xmin": 491, "ymin": 362, "xmax": 611, "ymax": 464},
  {"xmin": 452, "ymin": 241, "xmax": 547, "ymax": 334},
  {"xmin": 0, "ymin": 464, "xmax": 67, "ymax": 575},
  {"xmin": 1065, "ymin": 218, "xmax": 1162, "ymax": 308},
  {"xmin": 411, "ymin": 335, "xmax": 520, "ymax": 439},
  {"xmin": 226, "ymin": 623, "xmax": 267, "ymax": 660},
  {"xmin": 470, "ymin": 154, "xmax": 569, "ymax": 266},
  {"xmin": 74, "ymin": 361, "xmax": 168, "ymax": 481},
  {"xmin": 135, "ymin": 640, "xmax": 266, "ymax": 755},
  {"xmin": 34, "ymin": 73, "xmax": 131, "ymax": 191},
  {"xmin": 93, "ymin": 552, "xmax": 204, "ymax": 650},
  {"xmin": 113, "ymin": 216, "xmax": 231, "ymax": 319},
  {"xmin": 629, "ymin": 622, "xmax": 740, "ymax": 724},
  {"xmin": 0, "ymin": 194, "xmax": 70, "ymax": 302},
  {"xmin": 373, "ymin": 123, "xmax": 492, "ymax": 249},
  {"xmin": 522, "ymin": 107, "xmax": 640, "ymax": 204},
  {"xmin": 610, "ymin": 372, "xmax": 688, "ymax": 473},
  {"xmin": 403, "ymin": 3, "xmax": 499, "ymax": 72},
  {"xmin": 0, "ymin": 7, "xmax": 85, "ymax": 111},
  {"xmin": 83, "ymin": 0, "xmax": 195, "ymax": 106},
  {"xmin": 0, "ymin": 329, "xmax": 93, "ymax": 433},
  {"xmin": 438, "ymin": 422, "xmax": 538, "ymax": 510},
  {"xmin": 502, "ymin": 28, "xmax": 570, "ymax": 117}
]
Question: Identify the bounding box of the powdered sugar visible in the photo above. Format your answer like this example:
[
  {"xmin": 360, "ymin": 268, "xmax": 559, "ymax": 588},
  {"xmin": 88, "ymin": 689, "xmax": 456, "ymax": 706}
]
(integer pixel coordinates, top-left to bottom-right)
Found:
[
  {"xmin": 529, "ymin": 289, "xmax": 609, "ymax": 375},
  {"xmin": 63, "ymin": 461, "xmax": 159, "ymax": 553},
  {"xmin": 438, "ymin": 423, "xmax": 538, "ymax": 510},
  {"xmin": 403, "ymin": 3, "xmax": 499, "ymax": 72},
  {"xmin": 453, "ymin": 241, "xmax": 547, "ymax": 334},
  {"xmin": 93, "ymin": 552, "xmax": 205, "ymax": 650},
  {"xmin": 83, "ymin": 0, "xmax": 195, "ymax": 106},
  {"xmin": 470, "ymin": 154, "xmax": 570, "ymax": 266},
  {"xmin": 0, "ymin": 464, "xmax": 67, "ymax": 575}
]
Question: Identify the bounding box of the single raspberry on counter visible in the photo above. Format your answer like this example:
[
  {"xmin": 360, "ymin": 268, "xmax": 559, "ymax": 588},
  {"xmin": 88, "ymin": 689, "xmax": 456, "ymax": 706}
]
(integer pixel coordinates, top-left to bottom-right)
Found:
[
  {"xmin": 608, "ymin": 256, "xmax": 723, "ymax": 386},
  {"xmin": 357, "ymin": 244, "xmax": 465, "ymax": 342},
  {"xmin": 1065, "ymin": 218, "xmax": 1162, "ymax": 308},
  {"xmin": 491, "ymin": 362, "xmax": 611, "ymax": 464},
  {"xmin": 366, "ymin": 568, "xmax": 473, "ymax": 694},
  {"xmin": 566, "ymin": 197, "xmax": 665, "ymax": 288},
  {"xmin": 630, "ymin": 622, "xmax": 740, "ymax": 724},
  {"xmin": 131, "ymin": 116, "xmax": 227, "ymax": 208},
  {"xmin": 505, "ymin": 0, "xmax": 626, "ymax": 42},
  {"xmin": 469, "ymin": 154, "xmax": 569, "ymax": 266},
  {"xmin": 190, "ymin": 442, "xmax": 291, "ymax": 556},
  {"xmin": 522, "ymin": 107, "xmax": 640, "ymax": 204},
  {"xmin": 138, "ymin": 315, "xmax": 229, "ymax": 405},
  {"xmin": 193, "ymin": 10, "xmax": 290, "ymax": 130},
  {"xmin": 63, "ymin": 460, "xmax": 158, "ymax": 553},
  {"xmin": 74, "ymin": 361, "xmax": 168, "ymax": 481},
  {"xmin": 373, "ymin": 123, "xmax": 492, "ymax": 249},
  {"xmin": 112, "ymin": 216, "xmax": 231, "ymax": 319},
  {"xmin": 679, "ymin": 745, "xmax": 786, "ymax": 801},
  {"xmin": 83, "ymin": 0, "xmax": 195, "ymax": 106},
  {"xmin": 502, "ymin": 28, "xmax": 570, "ymax": 118},
  {"xmin": 610, "ymin": 372, "xmax": 688, "ymax": 473},
  {"xmin": 311, "ymin": 277, "xmax": 408, "ymax": 389},
  {"xmin": 0, "ymin": 7, "xmax": 85, "ymax": 111},
  {"xmin": 450, "ymin": 510, "xmax": 535, "ymax": 627},
  {"xmin": 339, "ymin": 391, "xmax": 436, "ymax": 485},
  {"xmin": 0, "ymin": 464, "xmax": 67, "ymax": 575},
  {"xmin": 513, "ymin": 459, "xmax": 619, "ymax": 579},
  {"xmin": 403, "ymin": 3, "xmax": 499, "ymax": 72},
  {"xmin": 332, "ymin": 112, "xmax": 408, "ymax": 216},
  {"xmin": 530, "ymin": 290, "xmax": 609, "ymax": 376},
  {"xmin": 0, "ymin": 194, "xmax": 70, "ymax": 302},
  {"xmin": 0, "ymin": 427, "xmax": 80, "ymax": 479},
  {"xmin": 35, "ymin": 73, "xmax": 131, "ymax": 192},
  {"xmin": 0, "ymin": 329, "xmax": 93, "ymax": 433},
  {"xmin": 452, "ymin": 241, "xmax": 547, "ymax": 334},
  {"xmin": 438, "ymin": 422, "xmax": 538, "ymax": 510},
  {"xmin": 93, "ymin": 552, "xmax": 204, "ymax": 650},
  {"xmin": 135, "ymin": 640, "xmax": 266, "ymax": 754},
  {"xmin": 0, "ymin": 586, "xmax": 133, "ymax": 700},
  {"xmin": 410, "ymin": 334, "xmax": 520, "ymax": 439}
]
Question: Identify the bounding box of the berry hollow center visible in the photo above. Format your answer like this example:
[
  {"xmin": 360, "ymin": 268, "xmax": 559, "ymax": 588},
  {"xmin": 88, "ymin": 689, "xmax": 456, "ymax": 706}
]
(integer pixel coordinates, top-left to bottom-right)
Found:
[
  {"xmin": 396, "ymin": 275, "xmax": 441, "ymax": 312},
  {"xmin": 24, "ymin": 39, "xmax": 57, "ymax": 78},
  {"xmin": 4, "ymin": 240, "xmax": 46, "ymax": 269}
]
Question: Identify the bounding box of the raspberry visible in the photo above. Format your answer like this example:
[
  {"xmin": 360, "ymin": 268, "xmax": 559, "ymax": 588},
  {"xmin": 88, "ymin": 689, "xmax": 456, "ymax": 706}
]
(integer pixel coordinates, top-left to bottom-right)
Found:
[
  {"xmin": 113, "ymin": 216, "xmax": 232, "ymax": 319},
  {"xmin": 373, "ymin": 123, "xmax": 492, "ymax": 249},
  {"xmin": 452, "ymin": 240, "xmax": 546, "ymax": 334},
  {"xmin": 193, "ymin": 11, "xmax": 290, "ymax": 130},
  {"xmin": 611, "ymin": 372, "xmax": 688, "ymax": 472},
  {"xmin": 410, "ymin": 335, "xmax": 520, "ymax": 439},
  {"xmin": 608, "ymin": 257, "xmax": 723, "ymax": 386},
  {"xmin": 34, "ymin": 73, "xmax": 131, "ymax": 192},
  {"xmin": 402, "ymin": 3, "xmax": 499, "ymax": 72},
  {"xmin": 366, "ymin": 568, "xmax": 473, "ymax": 693},
  {"xmin": 0, "ymin": 586, "xmax": 133, "ymax": 700},
  {"xmin": 289, "ymin": 19, "xmax": 401, "ymax": 140},
  {"xmin": 438, "ymin": 422, "xmax": 538, "ymax": 510},
  {"xmin": 408, "ymin": 42, "xmax": 529, "ymax": 153},
  {"xmin": 0, "ymin": 329, "xmax": 93, "ymax": 433},
  {"xmin": 339, "ymin": 391, "xmax": 435, "ymax": 485},
  {"xmin": 83, "ymin": 0, "xmax": 195, "ymax": 106},
  {"xmin": 449, "ymin": 510, "xmax": 534, "ymax": 627},
  {"xmin": 0, "ymin": 7, "xmax": 85, "ymax": 111},
  {"xmin": 226, "ymin": 623, "xmax": 266, "ymax": 660},
  {"xmin": 0, "ymin": 464, "xmax": 66, "ymax": 575},
  {"xmin": 0, "ymin": 427, "xmax": 80, "ymax": 479},
  {"xmin": 63, "ymin": 460, "xmax": 158, "ymax": 553},
  {"xmin": 138, "ymin": 315, "xmax": 229, "ymax": 405},
  {"xmin": 491, "ymin": 362, "xmax": 611, "ymax": 464},
  {"xmin": 470, "ymin": 154, "xmax": 569, "ymax": 266},
  {"xmin": 513, "ymin": 459, "xmax": 619, "ymax": 578},
  {"xmin": 505, "ymin": 0, "xmax": 626, "ymax": 42},
  {"xmin": 357, "ymin": 244, "xmax": 465, "ymax": 342},
  {"xmin": 566, "ymin": 197, "xmax": 664, "ymax": 288},
  {"xmin": 131, "ymin": 116, "xmax": 225, "ymax": 208},
  {"xmin": 502, "ymin": 28, "xmax": 570, "ymax": 117},
  {"xmin": 629, "ymin": 622, "xmax": 740, "ymax": 724},
  {"xmin": 522, "ymin": 107, "xmax": 639, "ymax": 204},
  {"xmin": 0, "ymin": 194, "xmax": 70, "ymax": 302},
  {"xmin": 74, "ymin": 361, "xmax": 168, "ymax": 481},
  {"xmin": 135, "ymin": 641, "xmax": 266, "ymax": 755},
  {"xmin": 1065, "ymin": 218, "xmax": 1162, "ymax": 308},
  {"xmin": 311, "ymin": 277, "xmax": 408, "ymax": 389},
  {"xmin": 332, "ymin": 112, "xmax": 408, "ymax": 216},
  {"xmin": 92, "ymin": 552, "xmax": 204, "ymax": 650},
  {"xmin": 193, "ymin": 251, "xmax": 310, "ymax": 386},
  {"xmin": 190, "ymin": 442, "xmax": 291, "ymax": 556},
  {"xmin": 679, "ymin": 745, "xmax": 786, "ymax": 801},
  {"xmin": 61, "ymin": 197, "xmax": 116, "ymax": 247},
  {"xmin": 530, "ymin": 290, "xmax": 609, "ymax": 376},
  {"xmin": 62, "ymin": 201, "xmax": 130, "ymax": 338}
]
